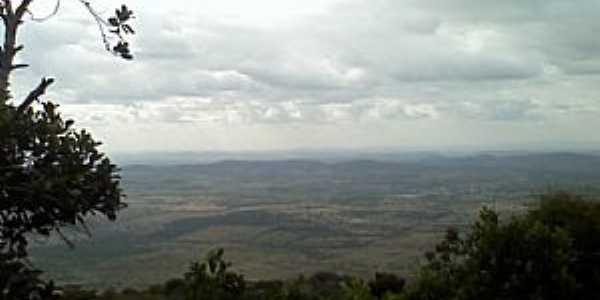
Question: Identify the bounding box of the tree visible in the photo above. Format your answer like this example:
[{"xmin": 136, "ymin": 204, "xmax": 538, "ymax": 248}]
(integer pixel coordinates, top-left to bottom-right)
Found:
[
  {"xmin": 527, "ymin": 192, "xmax": 600, "ymax": 299},
  {"xmin": 0, "ymin": 0, "xmax": 134, "ymax": 298},
  {"xmin": 400, "ymin": 192, "xmax": 600, "ymax": 300}
]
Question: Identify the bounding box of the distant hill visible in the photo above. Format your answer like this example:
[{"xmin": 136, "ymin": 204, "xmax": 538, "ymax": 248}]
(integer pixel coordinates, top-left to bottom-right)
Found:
[{"xmin": 122, "ymin": 152, "xmax": 600, "ymax": 201}]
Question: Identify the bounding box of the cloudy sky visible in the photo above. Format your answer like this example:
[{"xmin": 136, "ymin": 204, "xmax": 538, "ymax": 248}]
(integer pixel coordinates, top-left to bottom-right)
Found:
[{"xmin": 11, "ymin": 0, "xmax": 600, "ymax": 152}]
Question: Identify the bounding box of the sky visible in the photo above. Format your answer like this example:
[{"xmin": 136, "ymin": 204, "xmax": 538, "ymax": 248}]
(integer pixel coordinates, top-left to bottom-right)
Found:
[{"xmin": 10, "ymin": 0, "xmax": 600, "ymax": 153}]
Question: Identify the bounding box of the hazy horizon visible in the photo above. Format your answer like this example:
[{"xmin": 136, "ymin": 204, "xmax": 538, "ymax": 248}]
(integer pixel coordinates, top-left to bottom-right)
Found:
[{"xmin": 109, "ymin": 146, "xmax": 600, "ymax": 165}]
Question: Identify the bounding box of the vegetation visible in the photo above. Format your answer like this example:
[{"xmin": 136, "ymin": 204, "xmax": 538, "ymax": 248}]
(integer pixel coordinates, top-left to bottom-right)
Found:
[
  {"xmin": 0, "ymin": 0, "xmax": 134, "ymax": 298},
  {"xmin": 35, "ymin": 156, "xmax": 600, "ymax": 287},
  {"xmin": 2, "ymin": 2, "xmax": 599, "ymax": 300},
  {"xmin": 50, "ymin": 192, "xmax": 600, "ymax": 300},
  {"xmin": 397, "ymin": 192, "xmax": 600, "ymax": 300}
]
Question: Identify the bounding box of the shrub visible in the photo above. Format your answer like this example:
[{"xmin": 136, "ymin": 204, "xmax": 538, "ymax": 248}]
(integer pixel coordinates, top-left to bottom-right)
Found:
[{"xmin": 401, "ymin": 192, "xmax": 600, "ymax": 300}]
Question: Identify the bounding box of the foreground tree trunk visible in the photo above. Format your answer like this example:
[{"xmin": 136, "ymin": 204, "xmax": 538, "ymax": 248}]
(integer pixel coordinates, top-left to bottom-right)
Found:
[{"xmin": 0, "ymin": 0, "xmax": 36, "ymax": 102}]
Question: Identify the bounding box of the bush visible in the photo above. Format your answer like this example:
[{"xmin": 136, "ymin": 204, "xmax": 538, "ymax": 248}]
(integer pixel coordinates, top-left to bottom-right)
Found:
[
  {"xmin": 368, "ymin": 273, "xmax": 405, "ymax": 299},
  {"xmin": 402, "ymin": 192, "xmax": 600, "ymax": 300},
  {"xmin": 183, "ymin": 248, "xmax": 246, "ymax": 300}
]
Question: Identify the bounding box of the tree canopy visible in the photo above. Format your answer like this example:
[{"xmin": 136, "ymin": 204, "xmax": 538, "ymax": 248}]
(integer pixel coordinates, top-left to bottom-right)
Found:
[
  {"xmin": 401, "ymin": 192, "xmax": 600, "ymax": 300},
  {"xmin": 0, "ymin": 0, "xmax": 134, "ymax": 298}
]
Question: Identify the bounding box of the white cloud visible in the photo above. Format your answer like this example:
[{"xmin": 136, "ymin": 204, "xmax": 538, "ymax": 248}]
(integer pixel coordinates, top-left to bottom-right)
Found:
[{"xmin": 8, "ymin": 0, "xmax": 600, "ymax": 151}]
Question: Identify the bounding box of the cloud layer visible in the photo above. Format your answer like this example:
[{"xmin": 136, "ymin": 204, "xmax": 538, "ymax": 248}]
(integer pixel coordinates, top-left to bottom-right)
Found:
[{"xmin": 9, "ymin": 0, "xmax": 600, "ymax": 151}]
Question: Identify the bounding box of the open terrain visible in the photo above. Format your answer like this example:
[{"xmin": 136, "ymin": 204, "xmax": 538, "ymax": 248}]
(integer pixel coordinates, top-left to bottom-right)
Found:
[{"xmin": 31, "ymin": 152, "xmax": 600, "ymax": 288}]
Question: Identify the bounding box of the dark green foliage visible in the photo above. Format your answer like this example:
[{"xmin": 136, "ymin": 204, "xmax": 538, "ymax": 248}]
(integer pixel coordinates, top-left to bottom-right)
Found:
[
  {"xmin": 368, "ymin": 273, "xmax": 405, "ymax": 299},
  {"xmin": 0, "ymin": 100, "xmax": 124, "ymax": 299},
  {"xmin": 401, "ymin": 192, "xmax": 600, "ymax": 300},
  {"xmin": 77, "ymin": 1, "xmax": 135, "ymax": 60},
  {"xmin": 529, "ymin": 192, "xmax": 600, "ymax": 299},
  {"xmin": 0, "ymin": 102, "xmax": 124, "ymax": 253},
  {"xmin": 107, "ymin": 5, "xmax": 136, "ymax": 60},
  {"xmin": 340, "ymin": 278, "xmax": 374, "ymax": 300},
  {"xmin": 183, "ymin": 248, "xmax": 246, "ymax": 300},
  {"xmin": 164, "ymin": 279, "xmax": 186, "ymax": 299},
  {"xmin": 278, "ymin": 272, "xmax": 357, "ymax": 300},
  {"xmin": 0, "ymin": 255, "xmax": 59, "ymax": 300},
  {"xmin": 0, "ymin": 1, "xmax": 133, "ymax": 298},
  {"xmin": 59, "ymin": 250, "xmax": 401, "ymax": 300}
]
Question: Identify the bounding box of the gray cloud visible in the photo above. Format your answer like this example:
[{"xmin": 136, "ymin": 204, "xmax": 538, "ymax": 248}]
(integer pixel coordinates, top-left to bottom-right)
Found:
[{"xmin": 8, "ymin": 0, "xmax": 600, "ymax": 151}]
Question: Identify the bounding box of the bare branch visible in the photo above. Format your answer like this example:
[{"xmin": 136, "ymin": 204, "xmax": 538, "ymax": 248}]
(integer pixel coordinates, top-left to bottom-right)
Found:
[
  {"xmin": 15, "ymin": 0, "xmax": 33, "ymax": 20},
  {"xmin": 10, "ymin": 63, "xmax": 28, "ymax": 70},
  {"xmin": 55, "ymin": 228, "xmax": 75, "ymax": 249},
  {"xmin": 17, "ymin": 77, "xmax": 54, "ymax": 114},
  {"xmin": 78, "ymin": 0, "xmax": 111, "ymax": 51}
]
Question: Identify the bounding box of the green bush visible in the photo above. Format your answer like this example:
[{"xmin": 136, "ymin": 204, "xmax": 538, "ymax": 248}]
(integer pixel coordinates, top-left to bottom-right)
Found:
[{"xmin": 402, "ymin": 192, "xmax": 600, "ymax": 300}]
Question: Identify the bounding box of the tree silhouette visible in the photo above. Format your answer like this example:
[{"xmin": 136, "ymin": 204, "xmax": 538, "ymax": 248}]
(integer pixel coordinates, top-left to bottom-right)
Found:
[{"xmin": 0, "ymin": 0, "xmax": 134, "ymax": 297}]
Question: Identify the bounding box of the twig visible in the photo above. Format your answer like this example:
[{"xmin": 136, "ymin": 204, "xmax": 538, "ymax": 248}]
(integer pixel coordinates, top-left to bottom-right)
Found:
[
  {"xmin": 14, "ymin": 0, "xmax": 33, "ymax": 20},
  {"xmin": 55, "ymin": 228, "xmax": 75, "ymax": 249},
  {"xmin": 17, "ymin": 77, "xmax": 54, "ymax": 114},
  {"xmin": 78, "ymin": 0, "xmax": 111, "ymax": 51}
]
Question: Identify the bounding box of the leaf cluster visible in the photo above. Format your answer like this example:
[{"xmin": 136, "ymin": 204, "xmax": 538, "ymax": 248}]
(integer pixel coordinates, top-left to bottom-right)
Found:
[
  {"xmin": 0, "ymin": 252, "xmax": 59, "ymax": 300},
  {"xmin": 0, "ymin": 100, "xmax": 124, "ymax": 298},
  {"xmin": 106, "ymin": 5, "xmax": 135, "ymax": 60}
]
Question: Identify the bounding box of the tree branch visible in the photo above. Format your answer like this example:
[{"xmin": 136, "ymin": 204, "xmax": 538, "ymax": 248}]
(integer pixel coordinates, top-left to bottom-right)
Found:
[
  {"xmin": 0, "ymin": 0, "xmax": 19, "ymax": 102},
  {"xmin": 0, "ymin": 2, "xmax": 8, "ymax": 22},
  {"xmin": 2, "ymin": 0, "xmax": 14, "ymax": 17},
  {"xmin": 10, "ymin": 63, "xmax": 27, "ymax": 70},
  {"xmin": 15, "ymin": 0, "xmax": 33, "ymax": 20},
  {"xmin": 78, "ymin": 0, "xmax": 111, "ymax": 51},
  {"xmin": 17, "ymin": 77, "xmax": 54, "ymax": 114}
]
